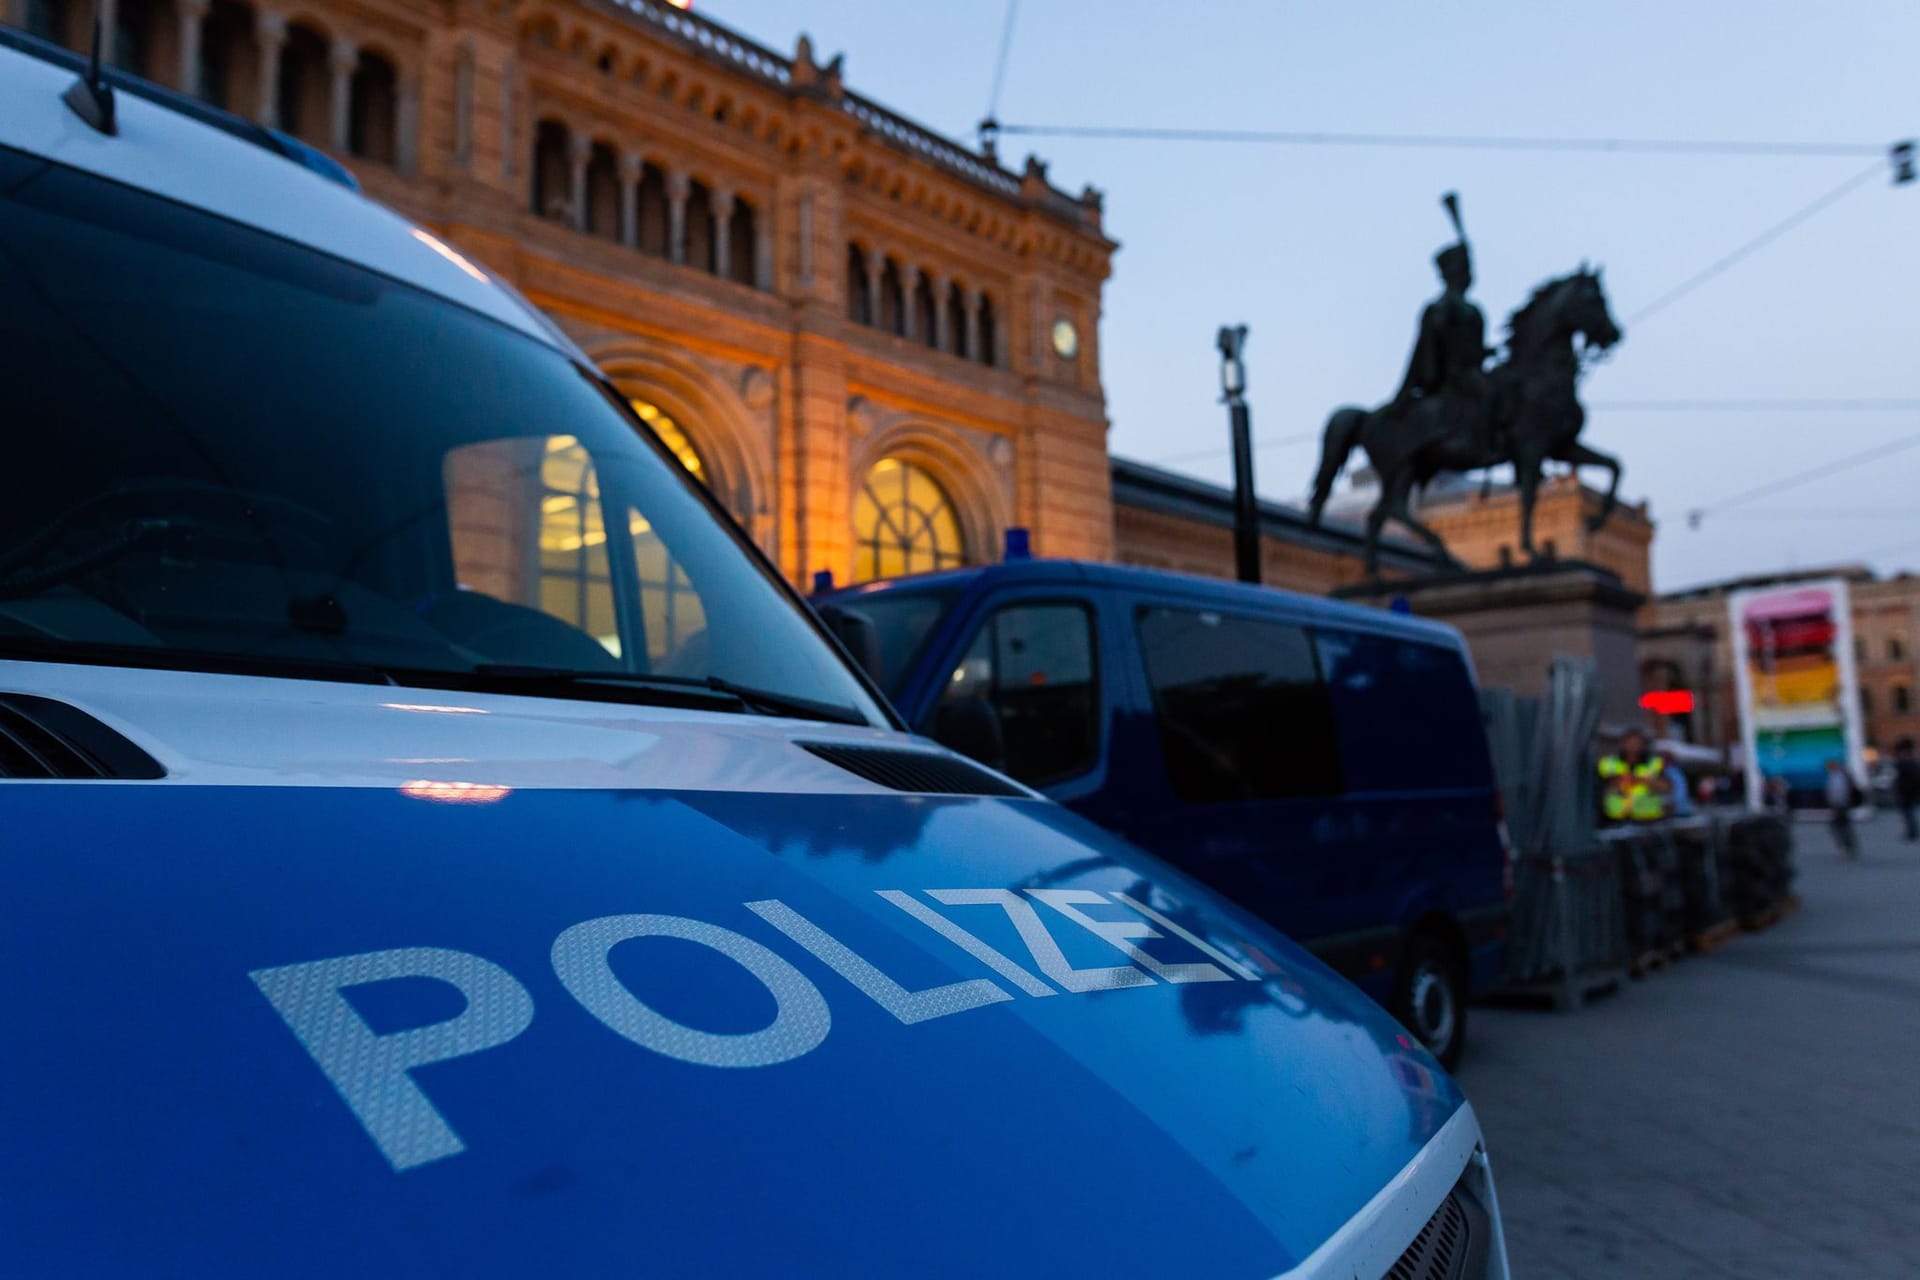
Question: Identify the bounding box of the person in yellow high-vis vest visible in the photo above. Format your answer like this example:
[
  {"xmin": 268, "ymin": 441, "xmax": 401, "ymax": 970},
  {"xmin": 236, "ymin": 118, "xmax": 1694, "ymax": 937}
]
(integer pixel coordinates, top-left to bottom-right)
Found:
[{"xmin": 1598, "ymin": 728, "xmax": 1672, "ymax": 824}]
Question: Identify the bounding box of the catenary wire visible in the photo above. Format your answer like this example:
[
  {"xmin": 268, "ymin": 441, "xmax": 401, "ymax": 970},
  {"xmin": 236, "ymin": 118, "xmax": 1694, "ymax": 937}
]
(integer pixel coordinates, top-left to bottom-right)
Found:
[
  {"xmin": 1624, "ymin": 160, "xmax": 1885, "ymax": 325},
  {"xmin": 1687, "ymin": 429, "xmax": 1920, "ymax": 526},
  {"xmin": 985, "ymin": 1, "xmax": 1019, "ymax": 124},
  {"xmin": 995, "ymin": 122, "xmax": 1889, "ymax": 158}
]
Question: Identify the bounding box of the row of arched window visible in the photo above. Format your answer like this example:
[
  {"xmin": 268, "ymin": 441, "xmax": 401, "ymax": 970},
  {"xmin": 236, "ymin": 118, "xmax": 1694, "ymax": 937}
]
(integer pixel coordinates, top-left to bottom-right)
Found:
[
  {"xmin": 21, "ymin": 0, "xmax": 404, "ymax": 166},
  {"xmin": 530, "ymin": 120, "xmax": 765, "ymax": 290},
  {"xmin": 844, "ymin": 243, "xmax": 998, "ymax": 367},
  {"xmin": 631, "ymin": 401, "xmax": 967, "ymax": 582}
]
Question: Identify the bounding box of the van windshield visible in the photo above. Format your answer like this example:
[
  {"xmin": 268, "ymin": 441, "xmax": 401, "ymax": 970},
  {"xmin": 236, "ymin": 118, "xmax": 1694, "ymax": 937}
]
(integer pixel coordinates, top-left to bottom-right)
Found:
[
  {"xmin": 0, "ymin": 147, "xmax": 884, "ymax": 726},
  {"xmin": 822, "ymin": 590, "xmax": 959, "ymax": 697}
]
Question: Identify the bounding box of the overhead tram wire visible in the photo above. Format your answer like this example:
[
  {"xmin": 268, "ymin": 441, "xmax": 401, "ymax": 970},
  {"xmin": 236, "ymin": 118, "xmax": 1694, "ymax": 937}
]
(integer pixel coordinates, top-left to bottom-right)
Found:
[
  {"xmin": 994, "ymin": 122, "xmax": 1888, "ymax": 159},
  {"xmin": 1686, "ymin": 428, "xmax": 1920, "ymax": 529},
  {"xmin": 982, "ymin": 1, "xmax": 1019, "ymax": 134},
  {"xmin": 1149, "ymin": 431, "xmax": 1321, "ymax": 467},
  {"xmin": 1624, "ymin": 159, "xmax": 1886, "ymax": 325}
]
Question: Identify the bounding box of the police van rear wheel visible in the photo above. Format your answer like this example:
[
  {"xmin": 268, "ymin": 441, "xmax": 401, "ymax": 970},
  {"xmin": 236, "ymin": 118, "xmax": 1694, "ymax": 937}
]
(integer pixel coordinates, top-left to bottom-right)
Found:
[{"xmin": 1395, "ymin": 933, "xmax": 1467, "ymax": 1069}]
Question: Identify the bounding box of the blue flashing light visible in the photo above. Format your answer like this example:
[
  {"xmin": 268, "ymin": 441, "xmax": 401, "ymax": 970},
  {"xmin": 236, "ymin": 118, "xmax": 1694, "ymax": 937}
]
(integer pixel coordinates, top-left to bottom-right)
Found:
[
  {"xmin": 1004, "ymin": 528, "xmax": 1032, "ymax": 561},
  {"xmin": 1389, "ymin": 595, "xmax": 1412, "ymax": 614},
  {"xmin": 811, "ymin": 569, "xmax": 835, "ymax": 594}
]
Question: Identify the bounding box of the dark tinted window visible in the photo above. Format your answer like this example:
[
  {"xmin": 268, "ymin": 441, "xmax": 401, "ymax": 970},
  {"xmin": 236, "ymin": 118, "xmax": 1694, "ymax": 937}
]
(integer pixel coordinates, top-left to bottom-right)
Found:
[
  {"xmin": 1135, "ymin": 607, "xmax": 1342, "ymax": 802},
  {"xmin": 940, "ymin": 602, "xmax": 1099, "ymax": 785},
  {"xmin": 1315, "ymin": 630, "xmax": 1490, "ymax": 791},
  {"xmin": 826, "ymin": 590, "xmax": 957, "ymax": 697}
]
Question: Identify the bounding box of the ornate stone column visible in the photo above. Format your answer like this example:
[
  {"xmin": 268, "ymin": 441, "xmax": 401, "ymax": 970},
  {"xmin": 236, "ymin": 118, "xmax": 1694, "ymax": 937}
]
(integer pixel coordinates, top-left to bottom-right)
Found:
[
  {"xmin": 710, "ymin": 187, "xmax": 735, "ymax": 279},
  {"xmin": 900, "ymin": 264, "xmax": 921, "ymax": 342},
  {"xmin": 254, "ymin": 10, "xmax": 287, "ymax": 130},
  {"xmin": 566, "ymin": 134, "xmax": 591, "ymax": 233},
  {"xmin": 395, "ymin": 72, "xmax": 420, "ymax": 174},
  {"xmin": 327, "ymin": 37, "xmax": 356, "ymax": 153},
  {"xmin": 665, "ymin": 169, "xmax": 690, "ymax": 265},
  {"xmin": 176, "ymin": 0, "xmax": 210, "ymax": 98},
  {"xmin": 931, "ymin": 274, "xmax": 953, "ymax": 352},
  {"xmin": 863, "ymin": 248, "xmax": 883, "ymax": 328},
  {"xmin": 755, "ymin": 202, "xmax": 775, "ymax": 291},
  {"xmin": 617, "ymin": 152, "xmax": 642, "ymax": 248},
  {"xmin": 962, "ymin": 287, "xmax": 982, "ymax": 362},
  {"xmin": 452, "ymin": 41, "xmax": 474, "ymax": 169}
]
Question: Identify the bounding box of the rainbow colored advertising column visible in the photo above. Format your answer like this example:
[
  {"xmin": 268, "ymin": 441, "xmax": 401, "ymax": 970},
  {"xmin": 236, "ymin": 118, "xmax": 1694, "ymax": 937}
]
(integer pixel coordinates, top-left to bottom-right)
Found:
[{"xmin": 1729, "ymin": 578, "xmax": 1865, "ymax": 809}]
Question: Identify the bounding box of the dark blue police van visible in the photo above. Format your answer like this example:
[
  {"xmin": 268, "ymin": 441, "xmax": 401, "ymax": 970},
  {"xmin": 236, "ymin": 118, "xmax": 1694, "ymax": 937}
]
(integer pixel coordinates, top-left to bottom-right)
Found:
[{"xmin": 820, "ymin": 560, "xmax": 1512, "ymax": 1064}]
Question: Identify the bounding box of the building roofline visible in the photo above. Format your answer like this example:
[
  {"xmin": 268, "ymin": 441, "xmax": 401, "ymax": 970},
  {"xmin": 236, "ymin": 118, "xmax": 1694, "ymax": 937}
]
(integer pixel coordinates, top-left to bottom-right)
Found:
[
  {"xmin": 1110, "ymin": 457, "xmax": 1442, "ymax": 572},
  {"xmin": 585, "ymin": 0, "xmax": 1109, "ymax": 241},
  {"xmin": 1657, "ymin": 563, "xmax": 1878, "ymax": 602}
]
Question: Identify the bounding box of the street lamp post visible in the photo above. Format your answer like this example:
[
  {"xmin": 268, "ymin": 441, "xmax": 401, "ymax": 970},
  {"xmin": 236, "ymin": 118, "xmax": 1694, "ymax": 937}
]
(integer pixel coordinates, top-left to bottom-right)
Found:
[{"xmin": 1218, "ymin": 324, "xmax": 1260, "ymax": 584}]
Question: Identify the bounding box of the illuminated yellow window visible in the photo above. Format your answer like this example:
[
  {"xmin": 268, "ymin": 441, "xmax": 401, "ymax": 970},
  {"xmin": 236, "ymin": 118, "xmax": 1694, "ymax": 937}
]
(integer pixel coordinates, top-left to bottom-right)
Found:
[
  {"xmin": 853, "ymin": 457, "xmax": 965, "ymax": 581},
  {"xmin": 538, "ymin": 435, "xmax": 619, "ymax": 655},
  {"xmin": 631, "ymin": 399, "xmax": 704, "ymax": 481}
]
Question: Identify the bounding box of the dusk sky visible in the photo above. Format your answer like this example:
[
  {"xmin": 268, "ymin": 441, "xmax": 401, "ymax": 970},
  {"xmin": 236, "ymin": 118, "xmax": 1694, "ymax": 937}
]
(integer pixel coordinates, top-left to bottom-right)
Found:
[{"xmin": 706, "ymin": 1, "xmax": 1918, "ymax": 592}]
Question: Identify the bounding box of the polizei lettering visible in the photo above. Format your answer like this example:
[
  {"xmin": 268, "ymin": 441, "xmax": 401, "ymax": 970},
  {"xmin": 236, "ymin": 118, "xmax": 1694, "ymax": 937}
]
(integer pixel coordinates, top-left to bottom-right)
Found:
[{"xmin": 248, "ymin": 887, "xmax": 1264, "ymax": 1171}]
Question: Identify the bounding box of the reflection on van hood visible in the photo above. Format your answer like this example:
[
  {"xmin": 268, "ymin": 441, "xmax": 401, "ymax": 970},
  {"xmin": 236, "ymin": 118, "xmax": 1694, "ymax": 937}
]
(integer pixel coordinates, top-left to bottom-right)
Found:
[{"xmin": 1, "ymin": 781, "xmax": 1463, "ymax": 1276}]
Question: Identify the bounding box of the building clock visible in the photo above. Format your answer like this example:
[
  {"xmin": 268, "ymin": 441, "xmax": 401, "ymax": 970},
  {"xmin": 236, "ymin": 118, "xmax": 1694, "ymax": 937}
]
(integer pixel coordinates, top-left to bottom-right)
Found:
[{"xmin": 1051, "ymin": 317, "xmax": 1079, "ymax": 361}]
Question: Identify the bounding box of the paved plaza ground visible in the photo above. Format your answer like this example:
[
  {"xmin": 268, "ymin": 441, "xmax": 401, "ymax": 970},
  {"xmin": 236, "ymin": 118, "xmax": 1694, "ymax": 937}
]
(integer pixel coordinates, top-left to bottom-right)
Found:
[{"xmin": 1458, "ymin": 815, "xmax": 1920, "ymax": 1278}]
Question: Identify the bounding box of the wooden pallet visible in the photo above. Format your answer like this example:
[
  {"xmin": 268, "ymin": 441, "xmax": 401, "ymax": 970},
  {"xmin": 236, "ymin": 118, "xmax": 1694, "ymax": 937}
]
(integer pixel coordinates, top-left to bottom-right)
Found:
[
  {"xmin": 1690, "ymin": 918, "xmax": 1741, "ymax": 955},
  {"xmin": 1740, "ymin": 894, "xmax": 1802, "ymax": 932},
  {"xmin": 1629, "ymin": 942, "xmax": 1685, "ymax": 978}
]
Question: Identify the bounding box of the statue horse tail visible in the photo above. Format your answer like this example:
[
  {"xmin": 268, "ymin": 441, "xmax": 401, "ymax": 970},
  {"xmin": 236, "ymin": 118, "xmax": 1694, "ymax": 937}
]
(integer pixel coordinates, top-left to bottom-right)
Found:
[{"xmin": 1307, "ymin": 406, "xmax": 1368, "ymax": 526}]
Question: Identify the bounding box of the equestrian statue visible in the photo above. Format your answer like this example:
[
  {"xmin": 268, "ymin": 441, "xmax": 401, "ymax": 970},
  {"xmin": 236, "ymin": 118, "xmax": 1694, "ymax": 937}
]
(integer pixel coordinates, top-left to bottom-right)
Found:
[{"xmin": 1306, "ymin": 193, "xmax": 1626, "ymax": 577}]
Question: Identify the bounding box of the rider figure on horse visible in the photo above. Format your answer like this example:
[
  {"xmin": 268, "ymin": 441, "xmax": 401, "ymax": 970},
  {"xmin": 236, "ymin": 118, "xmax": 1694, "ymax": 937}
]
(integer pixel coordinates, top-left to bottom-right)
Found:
[{"xmin": 1387, "ymin": 193, "xmax": 1497, "ymax": 458}]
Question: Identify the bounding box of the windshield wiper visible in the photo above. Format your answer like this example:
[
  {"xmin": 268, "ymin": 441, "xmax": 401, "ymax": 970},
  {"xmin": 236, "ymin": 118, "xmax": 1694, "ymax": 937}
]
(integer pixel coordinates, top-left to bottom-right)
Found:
[{"xmin": 470, "ymin": 664, "xmax": 869, "ymax": 726}]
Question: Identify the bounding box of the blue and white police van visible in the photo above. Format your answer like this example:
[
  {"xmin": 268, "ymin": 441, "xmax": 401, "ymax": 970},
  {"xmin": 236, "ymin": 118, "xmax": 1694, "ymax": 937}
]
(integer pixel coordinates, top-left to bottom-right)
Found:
[{"xmin": 0, "ymin": 28, "xmax": 1510, "ymax": 1278}]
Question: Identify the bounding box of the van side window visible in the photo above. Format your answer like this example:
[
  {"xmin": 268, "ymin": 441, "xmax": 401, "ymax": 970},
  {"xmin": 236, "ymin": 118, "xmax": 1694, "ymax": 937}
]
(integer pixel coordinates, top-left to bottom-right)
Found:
[
  {"xmin": 939, "ymin": 603, "xmax": 1100, "ymax": 785},
  {"xmin": 1315, "ymin": 631, "xmax": 1489, "ymax": 791},
  {"xmin": 1135, "ymin": 607, "xmax": 1342, "ymax": 802}
]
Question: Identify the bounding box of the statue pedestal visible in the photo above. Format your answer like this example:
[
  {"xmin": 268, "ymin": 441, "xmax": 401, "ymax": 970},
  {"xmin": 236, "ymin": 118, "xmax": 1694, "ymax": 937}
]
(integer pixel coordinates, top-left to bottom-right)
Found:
[{"xmin": 1334, "ymin": 561, "xmax": 1646, "ymax": 727}]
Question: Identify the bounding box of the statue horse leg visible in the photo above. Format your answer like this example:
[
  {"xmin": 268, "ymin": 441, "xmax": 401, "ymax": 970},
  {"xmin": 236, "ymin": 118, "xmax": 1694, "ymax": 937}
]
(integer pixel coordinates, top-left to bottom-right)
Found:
[
  {"xmin": 1381, "ymin": 464, "xmax": 1458, "ymax": 568},
  {"xmin": 1554, "ymin": 440, "xmax": 1623, "ymax": 533},
  {"xmin": 1514, "ymin": 447, "xmax": 1545, "ymax": 559}
]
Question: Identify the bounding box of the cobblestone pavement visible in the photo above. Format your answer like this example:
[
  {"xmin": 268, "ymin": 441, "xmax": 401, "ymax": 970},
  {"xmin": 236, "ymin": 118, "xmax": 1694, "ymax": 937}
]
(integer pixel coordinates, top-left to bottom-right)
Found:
[{"xmin": 1457, "ymin": 815, "xmax": 1920, "ymax": 1280}]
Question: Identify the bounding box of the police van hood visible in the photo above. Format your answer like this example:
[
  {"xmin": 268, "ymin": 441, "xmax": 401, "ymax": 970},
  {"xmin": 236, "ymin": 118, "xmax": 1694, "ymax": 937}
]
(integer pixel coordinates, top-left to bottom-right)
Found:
[{"xmin": 1, "ymin": 667, "xmax": 1468, "ymax": 1277}]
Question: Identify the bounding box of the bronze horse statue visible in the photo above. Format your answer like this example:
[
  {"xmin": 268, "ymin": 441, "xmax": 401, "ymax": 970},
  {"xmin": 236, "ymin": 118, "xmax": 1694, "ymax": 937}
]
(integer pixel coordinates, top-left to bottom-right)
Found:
[{"xmin": 1307, "ymin": 267, "xmax": 1625, "ymax": 576}]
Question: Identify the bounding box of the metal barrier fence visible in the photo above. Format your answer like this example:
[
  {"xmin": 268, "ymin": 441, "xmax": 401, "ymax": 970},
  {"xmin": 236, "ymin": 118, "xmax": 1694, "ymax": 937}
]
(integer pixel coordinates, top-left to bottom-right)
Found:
[{"xmin": 1482, "ymin": 658, "xmax": 1797, "ymax": 1006}]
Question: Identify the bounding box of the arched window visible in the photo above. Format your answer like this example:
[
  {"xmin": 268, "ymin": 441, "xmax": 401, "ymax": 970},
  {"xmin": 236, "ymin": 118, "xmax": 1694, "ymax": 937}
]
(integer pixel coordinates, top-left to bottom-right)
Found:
[
  {"xmin": 111, "ymin": 0, "xmax": 161, "ymax": 77},
  {"xmin": 879, "ymin": 257, "xmax": 904, "ymax": 337},
  {"xmin": 636, "ymin": 163, "xmax": 669, "ymax": 256},
  {"xmin": 846, "ymin": 244, "xmax": 871, "ymax": 325},
  {"xmin": 24, "ymin": 0, "xmax": 76, "ymax": 50},
  {"xmin": 976, "ymin": 294, "xmax": 998, "ymax": 367},
  {"xmin": 852, "ymin": 457, "xmax": 966, "ymax": 581},
  {"xmin": 585, "ymin": 142, "xmax": 621, "ymax": 240},
  {"xmin": 685, "ymin": 180, "xmax": 715, "ymax": 271},
  {"xmin": 945, "ymin": 285, "xmax": 967, "ymax": 357},
  {"xmin": 348, "ymin": 51, "xmax": 398, "ymax": 163},
  {"xmin": 630, "ymin": 399, "xmax": 705, "ymax": 482},
  {"xmin": 277, "ymin": 22, "xmax": 329, "ymax": 143},
  {"xmin": 627, "ymin": 400, "xmax": 706, "ymax": 662},
  {"xmin": 727, "ymin": 197, "xmax": 757, "ymax": 287},
  {"xmin": 1892, "ymin": 635, "xmax": 1908, "ymax": 662},
  {"xmin": 912, "ymin": 273, "xmax": 937, "ymax": 349},
  {"xmin": 197, "ymin": 0, "xmax": 251, "ymax": 109},
  {"xmin": 531, "ymin": 119, "xmax": 570, "ymax": 220}
]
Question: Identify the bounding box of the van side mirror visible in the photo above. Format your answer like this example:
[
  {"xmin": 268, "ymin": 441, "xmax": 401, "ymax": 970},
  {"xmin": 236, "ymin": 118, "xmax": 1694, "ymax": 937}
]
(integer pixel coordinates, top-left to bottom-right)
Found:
[
  {"xmin": 817, "ymin": 604, "xmax": 882, "ymax": 683},
  {"xmin": 931, "ymin": 697, "xmax": 1006, "ymax": 773}
]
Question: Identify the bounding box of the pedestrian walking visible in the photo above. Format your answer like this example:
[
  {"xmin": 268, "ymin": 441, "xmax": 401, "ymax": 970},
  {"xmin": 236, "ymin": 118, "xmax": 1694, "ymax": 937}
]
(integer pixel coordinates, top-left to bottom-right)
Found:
[
  {"xmin": 1824, "ymin": 758, "xmax": 1863, "ymax": 859},
  {"xmin": 1893, "ymin": 738, "xmax": 1920, "ymax": 842}
]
